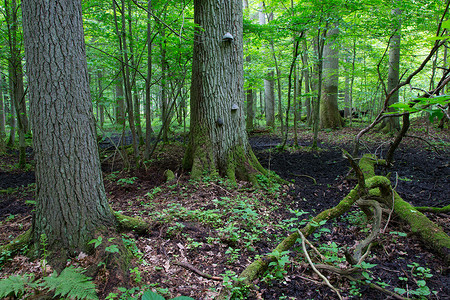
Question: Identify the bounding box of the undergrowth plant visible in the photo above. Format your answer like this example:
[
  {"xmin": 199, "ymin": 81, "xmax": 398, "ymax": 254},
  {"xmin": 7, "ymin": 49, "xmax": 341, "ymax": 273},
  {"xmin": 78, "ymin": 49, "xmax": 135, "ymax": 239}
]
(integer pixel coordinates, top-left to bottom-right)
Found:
[{"xmin": 0, "ymin": 266, "xmax": 98, "ymax": 299}]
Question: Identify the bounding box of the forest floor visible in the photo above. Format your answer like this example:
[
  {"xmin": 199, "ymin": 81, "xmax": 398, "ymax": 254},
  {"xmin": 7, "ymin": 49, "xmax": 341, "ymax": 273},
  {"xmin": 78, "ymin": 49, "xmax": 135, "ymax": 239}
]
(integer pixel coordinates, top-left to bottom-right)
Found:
[{"xmin": 0, "ymin": 120, "xmax": 449, "ymax": 300}]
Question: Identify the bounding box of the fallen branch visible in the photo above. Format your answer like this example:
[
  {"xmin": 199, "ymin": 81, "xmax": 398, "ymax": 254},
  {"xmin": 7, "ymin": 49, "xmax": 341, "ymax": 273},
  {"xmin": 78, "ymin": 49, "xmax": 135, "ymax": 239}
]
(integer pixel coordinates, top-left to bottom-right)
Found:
[
  {"xmin": 414, "ymin": 204, "xmax": 450, "ymax": 214},
  {"xmin": 173, "ymin": 261, "xmax": 223, "ymax": 281},
  {"xmin": 299, "ymin": 230, "xmax": 343, "ymax": 300}
]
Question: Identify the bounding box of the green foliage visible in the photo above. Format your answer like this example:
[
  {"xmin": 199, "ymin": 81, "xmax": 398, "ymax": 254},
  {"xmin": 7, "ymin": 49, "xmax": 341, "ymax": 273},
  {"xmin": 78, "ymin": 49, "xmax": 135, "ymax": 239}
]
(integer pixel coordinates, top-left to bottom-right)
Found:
[
  {"xmin": 0, "ymin": 274, "xmax": 36, "ymax": 298},
  {"xmin": 42, "ymin": 266, "xmax": 98, "ymax": 300},
  {"xmin": 388, "ymin": 95, "xmax": 450, "ymax": 123},
  {"xmin": 0, "ymin": 266, "xmax": 98, "ymax": 300},
  {"xmin": 88, "ymin": 236, "xmax": 103, "ymax": 248},
  {"xmin": 265, "ymin": 250, "xmax": 291, "ymax": 281},
  {"xmin": 117, "ymin": 177, "xmax": 138, "ymax": 186},
  {"xmin": 221, "ymin": 270, "xmax": 250, "ymax": 300},
  {"xmin": 142, "ymin": 290, "xmax": 194, "ymax": 300}
]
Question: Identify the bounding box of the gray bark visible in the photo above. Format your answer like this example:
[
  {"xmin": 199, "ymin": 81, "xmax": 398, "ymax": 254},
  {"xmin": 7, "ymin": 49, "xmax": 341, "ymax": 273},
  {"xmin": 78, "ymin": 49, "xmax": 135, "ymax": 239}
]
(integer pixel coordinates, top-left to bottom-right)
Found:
[
  {"xmin": 385, "ymin": 6, "xmax": 401, "ymax": 131},
  {"xmin": 320, "ymin": 25, "xmax": 342, "ymax": 129},
  {"xmin": 184, "ymin": 0, "xmax": 258, "ymax": 180},
  {"xmin": 259, "ymin": 3, "xmax": 275, "ymax": 128},
  {"xmin": 22, "ymin": 0, "xmax": 116, "ymax": 253}
]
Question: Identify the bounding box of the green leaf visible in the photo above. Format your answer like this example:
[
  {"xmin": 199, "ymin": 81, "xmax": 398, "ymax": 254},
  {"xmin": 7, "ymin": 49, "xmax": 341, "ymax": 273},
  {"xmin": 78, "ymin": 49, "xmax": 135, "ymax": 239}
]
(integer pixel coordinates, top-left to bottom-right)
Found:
[
  {"xmin": 428, "ymin": 35, "xmax": 450, "ymax": 41},
  {"xmin": 142, "ymin": 290, "xmax": 165, "ymax": 300},
  {"xmin": 441, "ymin": 20, "xmax": 450, "ymax": 29},
  {"xmin": 0, "ymin": 274, "xmax": 35, "ymax": 298},
  {"xmin": 394, "ymin": 287, "xmax": 407, "ymax": 295},
  {"xmin": 105, "ymin": 245, "xmax": 120, "ymax": 253},
  {"xmin": 42, "ymin": 266, "xmax": 98, "ymax": 300}
]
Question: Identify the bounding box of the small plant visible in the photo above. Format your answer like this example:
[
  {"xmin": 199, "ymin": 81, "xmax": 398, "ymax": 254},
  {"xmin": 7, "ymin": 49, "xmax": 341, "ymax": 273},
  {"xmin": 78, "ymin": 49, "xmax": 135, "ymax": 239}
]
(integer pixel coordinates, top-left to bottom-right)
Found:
[
  {"xmin": 117, "ymin": 176, "xmax": 138, "ymax": 186},
  {"xmin": 146, "ymin": 186, "xmax": 162, "ymax": 199},
  {"xmin": 266, "ymin": 250, "xmax": 291, "ymax": 280},
  {"xmin": 221, "ymin": 270, "xmax": 250, "ymax": 300},
  {"xmin": 167, "ymin": 222, "xmax": 185, "ymax": 237},
  {"xmin": 225, "ymin": 247, "xmax": 241, "ymax": 264}
]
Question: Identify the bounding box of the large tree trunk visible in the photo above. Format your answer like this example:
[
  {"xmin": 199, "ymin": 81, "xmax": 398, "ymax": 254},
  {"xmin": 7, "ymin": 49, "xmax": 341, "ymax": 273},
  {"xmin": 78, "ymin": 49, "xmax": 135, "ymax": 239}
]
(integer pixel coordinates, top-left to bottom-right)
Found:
[
  {"xmin": 22, "ymin": 0, "xmax": 117, "ymax": 258},
  {"xmin": 320, "ymin": 26, "xmax": 342, "ymax": 129},
  {"xmin": 183, "ymin": 0, "xmax": 265, "ymax": 184}
]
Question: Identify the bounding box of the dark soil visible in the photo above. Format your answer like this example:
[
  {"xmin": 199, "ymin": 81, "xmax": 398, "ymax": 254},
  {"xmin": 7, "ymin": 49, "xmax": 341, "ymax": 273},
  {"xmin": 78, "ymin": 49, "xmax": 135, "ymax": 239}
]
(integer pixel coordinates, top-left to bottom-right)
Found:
[{"xmin": 0, "ymin": 125, "xmax": 449, "ymax": 299}]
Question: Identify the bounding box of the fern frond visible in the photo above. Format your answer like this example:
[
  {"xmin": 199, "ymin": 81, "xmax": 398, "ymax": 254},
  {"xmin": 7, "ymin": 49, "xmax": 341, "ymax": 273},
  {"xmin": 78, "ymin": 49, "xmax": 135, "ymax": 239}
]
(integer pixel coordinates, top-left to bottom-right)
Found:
[
  {"xmin": 42, "ymin": 266, "xmax": 98, "ymax": 300},
  {"xmin": 0, "ymin": 274, "xmax": 35, "ymax": 298}
]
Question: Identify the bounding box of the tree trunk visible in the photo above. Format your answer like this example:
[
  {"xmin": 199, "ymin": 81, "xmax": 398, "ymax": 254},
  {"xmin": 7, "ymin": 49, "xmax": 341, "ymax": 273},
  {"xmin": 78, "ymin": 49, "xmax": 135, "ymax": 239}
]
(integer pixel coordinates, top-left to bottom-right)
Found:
[
  {"xmin": 320, "ymin": 25, "xmax": 342, "ymax": 129},
  {"xmin": 97, "ymin": 70, "xmax": 105, "ymax": 128},
  {"xmin": 382, "ymin": 6, "xmax": 401, "ymax": 132},
  {"xmin": 127, "ymin": 0, "xmax": 143, "ymax": 145},
  {"xmin": 301, "ymin": 38, "xmax": 312, "ymax": 126},
  {"xmin": 113, "ymin": 0, "xmax": 139, "ymax": 164},
  {"xmin": 160, "ymin": 26, "xmax": 169, "ymax": 143},
  {"xmin": 259, "ymin": 3, "xmax": 275, "ymax": 129},
  {"xmin": 243, "ymin": 0, "xmax": 254, "ymax": 134},
  {"xmin": 115, "ymin": 75, "xmax": 126, "ymax": 125},
  {"xmin": 6, "ymin": 66, "xmax": 16, "ymax": 147},
  {"xmin": 183, "ymin": 0, "xmax": 265, "ymax": 184},
  {"xmin": 0, "ymin": 70, "xmax": 5, "ymax": 150},
  {"xmin": 5, "ymin": 0, "xmax": 28, "ymax": 167},
  {"xmin": 22, "ymin": 0, "xmax": 117, "ymax": 258},
  {"xmin": 246, "ymin": 82, "xmax": 254, "ymax": 132},
  {"xmin": 144, "ymin": 0, "xmax": 154, "ymax": 159}
]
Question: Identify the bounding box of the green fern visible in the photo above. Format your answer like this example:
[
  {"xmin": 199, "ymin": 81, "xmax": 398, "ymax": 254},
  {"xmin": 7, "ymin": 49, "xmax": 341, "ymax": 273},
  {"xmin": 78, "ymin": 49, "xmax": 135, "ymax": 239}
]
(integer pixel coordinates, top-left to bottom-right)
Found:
[
  {"xmin": 0, "ymin": 274, "xmax": 36, "ymax": 298},
  {"xmin": 42, "ymin": 266, "xmax": 98, "ymax": 300}
]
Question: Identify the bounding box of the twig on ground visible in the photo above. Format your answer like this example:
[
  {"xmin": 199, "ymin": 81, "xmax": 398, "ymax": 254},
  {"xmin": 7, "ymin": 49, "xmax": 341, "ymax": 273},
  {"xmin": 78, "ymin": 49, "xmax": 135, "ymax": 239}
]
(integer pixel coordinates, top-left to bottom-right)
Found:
[
  {"xmin": 173, "ymin": 261, "xmax": 223, "ymax": 281},
  {"xmin": 292, "ymin": 174, "xmax": 317, "ymax": 184},
  {"xmin": 298, "ymin": 230, "xmax": 343, "ymax": 300}
]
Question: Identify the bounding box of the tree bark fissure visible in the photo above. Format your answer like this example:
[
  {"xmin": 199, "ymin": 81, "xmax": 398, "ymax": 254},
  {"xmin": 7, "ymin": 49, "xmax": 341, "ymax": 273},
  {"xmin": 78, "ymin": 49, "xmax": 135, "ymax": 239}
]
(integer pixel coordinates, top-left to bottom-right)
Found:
[
  {"xmin": 22, "ymin": 0, "xmax": 116, "ymax": 255},
  {"xmin": 183, "ymin": 0, "xmax": 265, "ymax": 183}
]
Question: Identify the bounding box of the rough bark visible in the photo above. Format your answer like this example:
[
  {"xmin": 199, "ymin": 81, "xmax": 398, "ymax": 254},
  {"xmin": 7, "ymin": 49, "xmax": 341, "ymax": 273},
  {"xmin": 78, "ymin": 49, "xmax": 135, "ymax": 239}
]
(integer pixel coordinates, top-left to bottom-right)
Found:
[
  {"xmin": 320, "ymin": 26, "xmax": 342, "ymax": 129},
  {"xmin": 22, "ymin": 0, "xmax": 117, "ymax": 258},
  {"xmin": 183, "ymin": 0, "xmax": 266, "ymax": 184}
]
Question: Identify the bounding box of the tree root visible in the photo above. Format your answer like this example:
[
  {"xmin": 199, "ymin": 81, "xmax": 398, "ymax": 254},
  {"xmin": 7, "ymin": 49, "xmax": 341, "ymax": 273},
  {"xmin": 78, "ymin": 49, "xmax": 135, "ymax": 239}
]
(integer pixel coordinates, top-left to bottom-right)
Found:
[{"xmin": 0, "ymin": 229, "xmax": 31, "ymax": 254}]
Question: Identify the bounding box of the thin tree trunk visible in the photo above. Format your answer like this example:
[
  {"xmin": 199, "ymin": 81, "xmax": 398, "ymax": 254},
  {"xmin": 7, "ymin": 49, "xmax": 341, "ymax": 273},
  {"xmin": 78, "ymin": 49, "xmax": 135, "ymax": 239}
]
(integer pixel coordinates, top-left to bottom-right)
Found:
[
  {"xmin": 260, "ymin": 3, "xmax": 275, "ymax": 129},
  {"xmin": 115, "ymin": 75, "xmax": 126, "ymax": 125},
  {"xmin": 301, "ymin": 38, "xmax": 312, "ymax": 126},
  {"xmin": 113, "ymin": 0, "xmax": 139, "ymax": 164},
  {"xmin": 382, "ymin": 5, "xmax": 401, "ymax": 132},
  {"xmin": 127, "ymin": 0, "xmax": 143, "ymax": 145},
  {"xmin": 0, "ymin": 72, "xmax": 5, "ymax": 150},
  {"xmin": 160, "ymin": 25, "xmax": 169, "ymax": 143},
  {"xmin": 144, "ymin": 0, "xmax": 154, "ymax": 159},
  {"xmin": 7, "ymin": 68, "xmax": 15, "ymax": 147}
]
